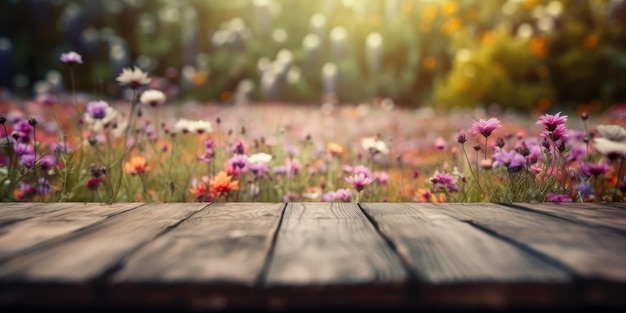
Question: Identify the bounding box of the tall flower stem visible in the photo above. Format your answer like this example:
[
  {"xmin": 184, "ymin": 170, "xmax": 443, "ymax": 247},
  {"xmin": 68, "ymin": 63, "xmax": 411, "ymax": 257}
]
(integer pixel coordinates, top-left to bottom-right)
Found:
[
  {"xmin": 461, "ymin": 144, "xmax": 481, "ymax": 192},
  {"xmin": 484, "ymin": 137, "xmax": 488, "ymax": 160}
]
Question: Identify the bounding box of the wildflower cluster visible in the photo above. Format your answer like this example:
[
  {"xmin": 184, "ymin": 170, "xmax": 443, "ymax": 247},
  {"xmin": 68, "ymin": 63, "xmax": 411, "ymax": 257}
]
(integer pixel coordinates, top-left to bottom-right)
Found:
[{"xmin": 1, "ymin": 51, "xmax": 625, "ymax": 204}]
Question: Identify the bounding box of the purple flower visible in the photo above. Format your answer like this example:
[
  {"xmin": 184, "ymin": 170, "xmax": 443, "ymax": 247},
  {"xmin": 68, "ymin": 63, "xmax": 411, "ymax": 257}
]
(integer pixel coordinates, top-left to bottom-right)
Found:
[
  {"xmin": 197, "ymin": 150, "xmax": 215, "ymax": 163},
  {"xmin": 13, "ymin": 119, "xmax": 32, "ymax": 140},
  {"xmin": 248, "ymin": 162, "xmax": 269, "ymax": 178},
  {"xmin": 547, "ymin": 192, "xmax": 572, "ymax": 203},
  {"xmin": 575, "ymin": 179, "xmax": 594, "ymax": 199},
  {"xmin": 204, "ymin": 139, "xmax": 215, "ymax": 149},
  {"xmin": 471, "ymin": 117, "xmax": 501, "ymax": 138},
  {"xmin": 429, "ymin": 171, "xmax": 460, "ymax": 193},
  {"xmin": 227, "ymin": 154, "xmax": 248, "ymax": 171},
  {"xmin": 536, "ymin": 112, "xmax": 567, "ymax": 132},
  {"xmin": 36, "ymin": 93, "xmax": 58, "ymax": 106},
  {"xmin": 580, "ymin": 161, "xmax": 610, "ymax": 177},
  {"xmin": 86, "ymin": 100, "xmax": 109, "ymax": 119},
  {"xmin": 50, "ymin": 141, "xmax": 73, "ymax": 154},
  {"xmin": 14, "ymin": 142, "xmax": 34, "ymax": 156},
  {"xmin": 37, "ymin": 177, "xmax": 51, "ymax": 195},
  {"xmin": 60, "ymin": 51, "xmax": 83, "ymax": 65},
  {"xmin": 40, "ymin": 155, "xmax": 56, "ymax": 171},
  {"xmin": 456, "ymin": 130, "xmax": 468, "ymax": 144},
  {"xmin": 524, "ymin": 142, "xmax": 542, "ymax": 165},
  {"xmin": 345, "ymin": 173, "xmax": 375, "ymax": 192},
  {"xmin": 20, "ymin": 153, "xmax": 36, "ymax": 168},
  {"xmin": 493, "ymin": 148, "xmax": 526, "ymax": 172},
  {"xmin": 286, "ymin": 159, "xmax": 301, "ymax": 176},
  {"xmin": 231, "ymin": 140, "xmax": 248, "ymax": 155}
]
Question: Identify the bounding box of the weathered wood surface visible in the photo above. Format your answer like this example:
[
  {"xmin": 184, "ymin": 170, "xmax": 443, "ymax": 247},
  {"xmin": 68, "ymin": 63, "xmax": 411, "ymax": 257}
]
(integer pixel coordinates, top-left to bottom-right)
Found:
[
  {"xmin": 0, "ymin": 202, "xmax": 624, "ymax": 311},
  {"xmin": 427, "ymin": 203, "xmax": 626, "ymax": 306},
  {"xmin": 0, "ymin": 202, "xmax": 143, "ymax": 260},
  {"xmin": 511, "ymin": 202, "xmax": 626, "ymax": 233},
  {"xmin": 264, "ymin": 203, "xmax": 408, "ymax": 309},
  {"xmin": 109, "ymin": 203, "xmax": 285, "ymax": 310},
  {"xmin": 360, "ymin": 203, "xmax": 573, "ymax": 308}
]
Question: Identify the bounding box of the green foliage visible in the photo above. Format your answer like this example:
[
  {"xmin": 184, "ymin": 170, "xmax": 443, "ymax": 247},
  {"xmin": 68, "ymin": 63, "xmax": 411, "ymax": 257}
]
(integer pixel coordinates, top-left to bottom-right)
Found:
[{"xmin": 435, "ymin": 28, "xmax": 554, "ymax": 111}]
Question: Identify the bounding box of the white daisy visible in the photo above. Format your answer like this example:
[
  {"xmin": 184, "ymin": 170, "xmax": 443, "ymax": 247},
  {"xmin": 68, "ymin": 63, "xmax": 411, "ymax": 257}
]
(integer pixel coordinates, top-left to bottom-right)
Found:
[
  {"xmin": 116, "ymin": 66, "xmax": 151, "ymax": 89},
  {"xmin": 140, "ymin": 89, "xmax": 166, "ymax": 107},
  {"xmin": 247, "ymin": 153, "xmax": 273, "ymax": 164}
]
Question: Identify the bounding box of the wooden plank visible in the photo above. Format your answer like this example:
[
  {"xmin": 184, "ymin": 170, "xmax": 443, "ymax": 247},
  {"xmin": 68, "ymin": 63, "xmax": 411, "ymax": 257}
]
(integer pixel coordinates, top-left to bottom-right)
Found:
[
  {"xmin": 429, "ymin": 203, "xmax": 626, "ymax": 306},
  {"xmin": 107, "ymin": 203, "xmax": 285, "ymax": 311},
  {"xmin": 361, "ymin": 203, "xmax": 573, "ymax": 309},
  {"xmin": 511, "ymin": 202, "xmax": 626, "ymax": 233},
  {"xmin": 0, "ymin": 202, "xmax": 144, "ymax": 260},
  {"xmin": 264, "ymin": 202, "xmax": 408, "ymax": 310},
  {"xmin": 0, "ymin": 203, "xmax": 208, "ymax": 307},
  {"xmin": 603, "ymin": 202, "xmax": 626, "ymax": 210},
  {"xmin": 0, "ymin": 202, "xmax": 77, "ymax": 220}
]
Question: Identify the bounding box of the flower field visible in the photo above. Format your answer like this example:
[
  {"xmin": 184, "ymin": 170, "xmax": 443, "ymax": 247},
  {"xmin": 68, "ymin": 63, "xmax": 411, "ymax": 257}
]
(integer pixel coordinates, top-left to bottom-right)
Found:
[{"xmin": 1, "ymin": 61, "xmax": 625, "ymax": 203}]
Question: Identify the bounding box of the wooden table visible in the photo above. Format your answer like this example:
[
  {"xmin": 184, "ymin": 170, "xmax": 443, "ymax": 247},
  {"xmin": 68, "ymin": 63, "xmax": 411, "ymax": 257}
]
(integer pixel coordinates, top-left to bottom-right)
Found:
[{"xmin": 0, "ymin": 202, "xmax": 624, "ymax": 312}]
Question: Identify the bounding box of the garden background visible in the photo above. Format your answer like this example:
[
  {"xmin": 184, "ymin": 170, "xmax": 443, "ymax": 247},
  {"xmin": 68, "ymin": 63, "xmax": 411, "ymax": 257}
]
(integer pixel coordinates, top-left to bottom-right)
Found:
[{"xmin": 1, "ymin": 0, "xmax": 626, "ymax": 203}]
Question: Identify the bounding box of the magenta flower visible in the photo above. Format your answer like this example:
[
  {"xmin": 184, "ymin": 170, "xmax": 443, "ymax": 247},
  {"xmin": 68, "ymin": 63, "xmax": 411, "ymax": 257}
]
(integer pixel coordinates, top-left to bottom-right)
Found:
[
  {"xmin": 429, "ymin": 171, "xmax": 460, "ymax": 193},
  {"xmin": 547, "ymin": 192, "xmax": 572, "ymax": 203},
  {"xmin": 345, "ymin": 173, "xmax": 375, "ymax": 192},
  {"xmin": 580, "ymin": 161, "xmax": 610, "ymax": 177},
  {"xmin": 541, "ymin": 124, "xmax": 569, "ymax": 142},
  {"xmin": 471, "ymin": 118, "xmax": 501, "ymax": 138},
  {"xmin": 536, "ymin": 112, "xmax": 567, "ymax": 132},
  {"xmin": 40, "ymin": 155, "xmax": 56, "ymax": 171},
  {"xmin": 60, "ymin": 51, "xmax": 83, "ymax": 65}
]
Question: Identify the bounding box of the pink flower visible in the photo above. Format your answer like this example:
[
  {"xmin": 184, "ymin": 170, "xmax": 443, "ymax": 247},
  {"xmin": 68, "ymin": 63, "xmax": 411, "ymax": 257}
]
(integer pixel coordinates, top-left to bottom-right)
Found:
[
  {"xmin": 536, "ymin": 112, "xmax": 567, "ymax": 131},
  {"xmin": 541, "ymin": 124, "xmax": 569, "ymax": 142},
  {"xmin": 345, "ymin": 173, "xmax": 375, "ymax": 192},
  {"xmin": 60, "ymin": 51, "xmax": 82, "ymax": 65},
  {"xmin": 471, "ymin": 117, "xmax": 501, "ymax": 138},
  {"xmin": 434, "ymin": 137, "xmax": 446, "ymax": 150},
  {"xmin": 547, "ymin": 192, "xmax": 572, "ymax": 203}
]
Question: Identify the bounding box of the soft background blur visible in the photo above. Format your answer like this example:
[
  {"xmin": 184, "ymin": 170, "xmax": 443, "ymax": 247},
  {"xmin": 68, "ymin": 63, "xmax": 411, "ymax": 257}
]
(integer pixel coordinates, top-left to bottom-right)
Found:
[{"xmin": 1, "ymin": 0, "xmax": 626, "ymax": 113}]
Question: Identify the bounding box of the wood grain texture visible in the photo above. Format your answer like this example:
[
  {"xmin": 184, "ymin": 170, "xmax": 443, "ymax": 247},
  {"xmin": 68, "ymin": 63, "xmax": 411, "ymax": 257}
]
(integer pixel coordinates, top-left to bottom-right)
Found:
[
  {"xmin": 0, "ymin": 203, "xmax": 143, "ymax": 260},
  {"xmin": 0, "ymin": 203, "xmax": 208, "ymax": 307},
  {"xmin": 0, "ymin": 202, "xmax": 76, "ymax": 220},
  {"xmin": 429, "ymin": 202, "xmax": 626, "ymax": 306},
  {"xmin": 361, "ymin": 203, "xmax": 573, "ymax": 308},
  {"xmin": 107, "ymin": 203, "xmax": 285, "ymax": 310},
  {"xmin": 511, "ymin": 202, "xmax": 626, "ymax": 233},
  {"xmin": 264, "ymin": 202, "xmax": 408, "ymax": 310}
]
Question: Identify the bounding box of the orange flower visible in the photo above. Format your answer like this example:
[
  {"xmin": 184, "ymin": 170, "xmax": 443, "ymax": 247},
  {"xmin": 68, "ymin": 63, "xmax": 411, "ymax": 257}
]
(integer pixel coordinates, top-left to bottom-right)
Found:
[
  {"xmin": 124, "ymin": 156, "xmax": 150, "ymax": 175},
  {"xmin": 189, "ymin": 181, "xmax": 212, "ymax": 202},
  {"xmin": 327, "ymin": 142, "xmax": 344, "ymax": 156},
  {"xmin": 210, "ymin": 171, "xmax": 239, "ymax": 197}
]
